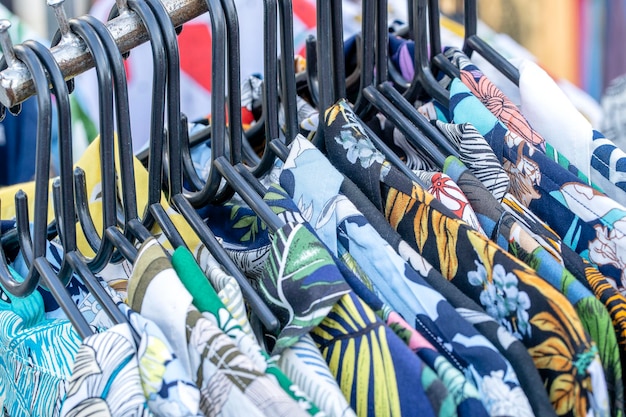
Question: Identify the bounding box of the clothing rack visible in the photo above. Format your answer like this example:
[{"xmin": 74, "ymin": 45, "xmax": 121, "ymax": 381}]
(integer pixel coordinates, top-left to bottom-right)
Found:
[{"xmin": 0, "ymin": 0, "xmax": 207, "ymax": 107}]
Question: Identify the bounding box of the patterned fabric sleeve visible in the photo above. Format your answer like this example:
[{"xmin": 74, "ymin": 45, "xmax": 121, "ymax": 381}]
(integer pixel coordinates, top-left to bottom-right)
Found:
[
  {"xmin": 446, "ymin": 78, "xmax": 626, "ymax": 298},
  {"xmin": 415, "ymin": 170, "xmax": 487, "ymax": 235},
  {"xmin": 171, "ymin": 246, "xmax": 325, "ymax": 417},
  {"xmin": 127, "ymin": 238, "xmax": 306, "ymax": 417},
  {"xmin": 445, "ymin": 48, "xmax": 621, "ymax": 197}
]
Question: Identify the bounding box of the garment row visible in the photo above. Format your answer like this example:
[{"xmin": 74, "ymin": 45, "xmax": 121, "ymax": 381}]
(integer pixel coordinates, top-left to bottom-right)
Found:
[{"xmin": 0, "ymin": 34, "xmax": 626, "ymax": 417}]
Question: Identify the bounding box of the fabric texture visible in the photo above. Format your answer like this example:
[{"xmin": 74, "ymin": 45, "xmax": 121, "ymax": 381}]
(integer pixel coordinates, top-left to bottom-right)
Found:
[
  {"xmin": 171, "ymin": 246, "xmax": 325, "ymax": 417},
  {"xmin": 437, "ymin": 120, "xmax": 626, "ymax": 408},
  {"xmin": 119, "ymin": 303, "xmax": 202, "ymax": 416},
  {"xmin": 264, "ymin": 185, "xmax": 489, "ymax": 417},
  {"xmin": 515, "ymin": 59, "xmax": 626, "ymax": 206},
  {"xmin": 446, "ymin": 77, "xmax": 626, "ymax": 300},
  {"xmin": 127, "ymin": 238, "xmax": 306, "ymax": 417},
  {"xmin": 443, "ymin": 155, "xmax": 623, "ymax": 415},
  {"xmin": 445, "ymin": 48, "xmax": 609, "ymax": 197},
  {"xmin": 277, "ymin": 135, "xmax": 535, "ymax": 417},
  {"xmin": 415, "ymin": 170, "xmax": 487, "ymax": 235},
  {"xmin": 60, "ymin": 323, "xmax": 152, "ymax": 417},
  {"xmin": 323, "ymin": 99, "xmax": 609, "ymax": 417},
  {"xmin": 0, "ymin": 265, "xmax": 80, "ymax": 417},
  {"xmin": 258, "ymin": 222, "xmax": 438, "ymax": 417}
]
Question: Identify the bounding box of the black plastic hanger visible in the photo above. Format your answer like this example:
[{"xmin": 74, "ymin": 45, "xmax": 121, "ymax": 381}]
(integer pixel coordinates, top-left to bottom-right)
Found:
[
  {"xmin": 225, "ymin": 0, "xmax": 281, "ymax": 179},
  {"xmin": 462, "ymin": 0, "xmax": 519, "ymax": 84},
  {"xmin": 83, "ymin": 15, "xmax": 153, "ymax": 243},
  {"xmin": 278, "ymin": 0, "xmax": 298, "ymax": 145},
  {"xmin": 0, "ymin": 24, "xmax": 92, "ymax": 337},
  {"xmin": 148, "ymin": 0, "xmax": 224, "ymax": 207},
  {"xmin": 427, "ymin": 0, "xmax": 461, "ymax": 79},
  {"xmin": 144, "ymin": 0, "xmax": 281, "ymax": 333},
  {"xmin": 351, "ymin": 0, "xmax": 459, "ymax": 164},
  {"xmin": 429, "ymin": 0, "xmax": 519, "ymax": 84},
  {"xmin": 403, "ymin": 0, "xmax": 450, "ymax": 105},
  {"xmin": 27, "ymin": 2, "xmax": 130, "ymax": 330},
  {"xmin": 363, "ymin": 86, "xmax": 448, "ymax": 169},
  {"xmin": 57, "ymin": 17, "xmax": 123, "ymax": 268},
  {"xmin": 106, "ymin": 0, "xmax": 172, "ymax": 239},
  {"xmin": 352, "ymin": 0, "xmax": 376, "ymax": 116},
  {"xmin": 191, "ymin": 0, "xmax": 283, "ymax": 230}
]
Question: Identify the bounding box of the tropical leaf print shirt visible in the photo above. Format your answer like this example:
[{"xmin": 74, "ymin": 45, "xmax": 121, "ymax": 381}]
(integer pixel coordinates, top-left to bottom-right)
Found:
[
  {"xmin": 263, "ymin": 184, "xmax": 491, "ymax": 417},
  {"xmin": 431, "ymin": 120, "xmax": 626, "ymax": 379},
  {"xmin": 275, "ymin": 135, "xmax": 533, "ymax": 417},
  {"xmin": 321, "ymin": 99, "xmax": 609, "ymax": 417},
  {"xmin": 442, "ymin": 76, "xmax": 626, "ymax": 298},
  {"xmin": 442, "ymin": 156, "xmax": 623, "ymax": 416},
  {"xmin": 170, "ymin": 246, "xmax": 325, "ymax": 417},
  {"xmin": 127, "ymin": 238, "xmax": 308, "ymax": 417},
  {"xmin": 249, "ymin": 213, "xmax": 442, "ymax": 417},
  {"xmin": 0, "ymin": 266, "xmax": 80, "ymax": 417}
]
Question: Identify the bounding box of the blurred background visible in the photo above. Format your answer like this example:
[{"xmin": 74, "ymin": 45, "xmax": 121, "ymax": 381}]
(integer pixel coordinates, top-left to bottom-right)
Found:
[{"xmin": 0, "ymin": 0, "xmax": 623, "ymax": 183}]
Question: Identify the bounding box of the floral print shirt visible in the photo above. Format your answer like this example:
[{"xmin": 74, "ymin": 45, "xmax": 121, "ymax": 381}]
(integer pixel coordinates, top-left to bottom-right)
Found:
[
  {"xmin": 275, "ymin": 135, "xmax": 533, "ymax": 417},
  {"xmin": 442, "ymin": 77, "xmax": 626, "ymax": 295},
  {"xmin": 444, "ymin": 47, "xmax": 605, "ymax": 193},
  {"xmin": 434, "ymin": 119, "xmax": 626, "ymax": 414},
  {"xmin": 430, "ymin": 119, "xmax": 626, "ymax": 386},
  {"xmin": 322, "ymin": 99, "xmax": 608, "ymax": 417},
  {"xmin": 443, "ymin": 156, "xmax": 623, "ymax": 415},
  {"xmin": 415, "ymin": 170, "xmax": 487, "ymax": 236},
  {"xmin": 170, "ymin": 246, "xmax": 325, "ymax": 417},
  {"xmin": 60, "ymin": 323, "xmax": 153, "ymax": 417}
]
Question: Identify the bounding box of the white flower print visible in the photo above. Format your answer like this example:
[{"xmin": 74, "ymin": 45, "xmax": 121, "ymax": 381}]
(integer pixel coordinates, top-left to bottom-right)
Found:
[
  {"xmin": 481, "ymin": 370, "xmax": 534, "ymax": 417},
  {"xmin": 468, "ymin": 261, "xmax": 531, "ymax": 339},
  {"xmin": 588, "ymin": 220, "xmax": 626, "ymax": 288},
  {"xmin": 334, "ymin": 130, "xmax": 385, "ymax": 168}
]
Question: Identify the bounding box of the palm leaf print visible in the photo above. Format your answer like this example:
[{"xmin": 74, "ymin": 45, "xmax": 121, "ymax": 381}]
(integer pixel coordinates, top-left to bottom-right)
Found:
[
  {"xmin": 259, "ymin": 223, "xmax": 350, "ymax": 351},
  {"xmin": 312, "ymin": 294, "xmax": 403, "ymax": 417}
]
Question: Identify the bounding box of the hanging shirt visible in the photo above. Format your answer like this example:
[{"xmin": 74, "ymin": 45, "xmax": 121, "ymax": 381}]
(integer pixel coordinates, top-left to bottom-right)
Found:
[
  {"xmin": 514, "ymin": 59, "xmax": 626, "ymax": 206},
  {"xmin": 415, "ymin": 170, "xmax": 487, "ymax": 236},
  {"xmin": 264, "ymin": 185, "xmax": 489, "ymax": 417},
  {"xmin": 60, "ymin": 323, "xmax": 153, "ymax": 417},
  {"xmin": 433, "ymin": 121, "xmax": 626, "ymax": 405},
  {"xmin": 444, "ymin": 47, "xmax": 607, "ymax": 196},
  {"xmin": 255, "ymin": 221, "xmax": 438, "ymax": 417},
  {"xmin": 127, "ymin": 238, "xmax": 307, "ymax": 417},
  {"xmin": 212, "ymin": 180, "xmax": 487, "ymax": 417},
  {"xmin": 444, "ymin": 77, "xmax": 626, "ymax": 296},
  {"xmin": 0, "ymin": 265, "xmax": 80, "ymax": 417},
  {"xmin": 170, "ymin": 246, "xmax": 325, "ymax": 417},
  {"xmin": 118, "ymin": 303, "xmax": 203, "ymax": 416},
  {"xmin": 271, "ymin": 135, "xmax": 534, "ymax": 417},
  {"xmin": 322, "ymin": 99, "xmax": 609, "ymax": 417},
  {"xmin": 268, "ymin": 136, "xmax": 552, "ymax": 417},
  {"xmin": 193, "ymin": 242, "xmax": 356, "ymax": 417},
  {"xmin": 442, "ymin": 156, "xmax": 623, "ymax": 415}
]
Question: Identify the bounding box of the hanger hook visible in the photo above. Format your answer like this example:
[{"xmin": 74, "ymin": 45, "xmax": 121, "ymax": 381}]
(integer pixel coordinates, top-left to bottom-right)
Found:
[
  {"xmin": 0, "ymin": 20, "xmax": 17, "ymax": 67},
  {"xmin": 47, "ymin": 0, "xmax": 72, "ymax": 43}
]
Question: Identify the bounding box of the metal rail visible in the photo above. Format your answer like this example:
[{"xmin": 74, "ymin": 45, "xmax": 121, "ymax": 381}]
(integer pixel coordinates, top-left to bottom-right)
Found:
[{"xmin": 0, "ymin": 0, "xmax": 208, "ymax": 107}]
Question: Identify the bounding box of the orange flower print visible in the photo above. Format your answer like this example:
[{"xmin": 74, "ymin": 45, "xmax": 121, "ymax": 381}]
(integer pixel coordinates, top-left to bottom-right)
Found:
[{"xmin": 460, "ymin": 69, "xmax": 546, "ymax": 150}]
